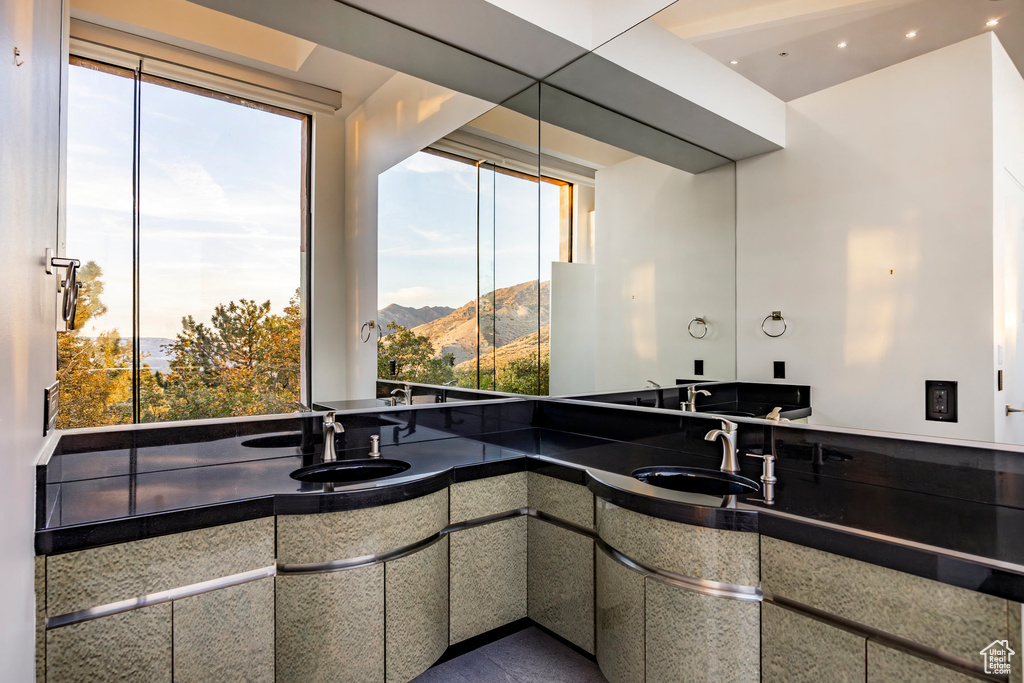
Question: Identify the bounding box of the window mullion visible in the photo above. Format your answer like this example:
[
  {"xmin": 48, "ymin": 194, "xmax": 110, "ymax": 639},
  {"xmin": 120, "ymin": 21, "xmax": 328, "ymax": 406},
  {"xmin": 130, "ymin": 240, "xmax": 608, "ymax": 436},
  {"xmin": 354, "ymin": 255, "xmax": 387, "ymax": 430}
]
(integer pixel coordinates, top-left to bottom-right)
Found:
[{"xmin": 131, "ymin": 62, "xmax": 142, "ymax": 424}]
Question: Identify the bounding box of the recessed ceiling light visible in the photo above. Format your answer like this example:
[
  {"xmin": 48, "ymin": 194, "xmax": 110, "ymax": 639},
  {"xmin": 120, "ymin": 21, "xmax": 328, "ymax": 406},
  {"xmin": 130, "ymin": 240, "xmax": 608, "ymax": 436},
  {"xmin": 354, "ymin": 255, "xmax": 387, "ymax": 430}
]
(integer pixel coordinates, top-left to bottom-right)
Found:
[
  {"xmin": 986, "ymin": 19, "xmax": 999, "ymax": 27},
  {"xmin": 905, "ymin": 31, "xmax": 917, "ymax": 38},
  {"xmin": 837, "ymin": 41, "xmax": 847, "ymax": 48},
  {"xmin": 730, "ymin": 60, "xmax": 738, "ymax": 65}
]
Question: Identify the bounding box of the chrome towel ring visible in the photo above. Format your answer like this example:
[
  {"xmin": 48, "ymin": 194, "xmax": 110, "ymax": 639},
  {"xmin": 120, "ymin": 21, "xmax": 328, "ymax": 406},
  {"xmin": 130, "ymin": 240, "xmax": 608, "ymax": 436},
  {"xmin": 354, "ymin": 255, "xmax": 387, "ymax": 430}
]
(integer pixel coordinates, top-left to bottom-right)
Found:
[
  {"xmin": 360, "ymin": 320, "xmax": 383, "ymax": 343},
  {"xmin": 762, "ymin": 311, "xmax": 787, "ymax": 338},
  {"xmin": 46, "ymin": 248, "xmax": 82, "ymax": 330},
  {"xmin": 687, "ymin": 317, "xmax": 708, "ymax": 339}
]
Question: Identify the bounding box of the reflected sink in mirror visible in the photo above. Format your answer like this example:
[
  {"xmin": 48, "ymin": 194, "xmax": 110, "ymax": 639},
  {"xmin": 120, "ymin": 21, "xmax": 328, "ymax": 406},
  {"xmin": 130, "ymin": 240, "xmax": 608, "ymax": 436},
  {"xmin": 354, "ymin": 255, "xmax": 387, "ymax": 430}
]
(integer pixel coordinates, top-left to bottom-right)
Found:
[
  {"xmin": 290, "ymin": 459, "xmax": 411, "ymax": 484},
  {"xmin": 631, "ymin": 466, "xmax": 759, "ymax": 496}
]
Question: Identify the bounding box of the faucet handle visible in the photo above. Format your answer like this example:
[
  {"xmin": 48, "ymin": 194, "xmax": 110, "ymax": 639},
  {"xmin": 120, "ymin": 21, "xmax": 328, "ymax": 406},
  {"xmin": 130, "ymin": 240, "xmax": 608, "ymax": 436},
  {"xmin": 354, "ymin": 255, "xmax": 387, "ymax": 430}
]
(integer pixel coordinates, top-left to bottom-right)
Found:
[{"xmin": 718, "ymin": 418, "xmax": 738, "ymax": 433}]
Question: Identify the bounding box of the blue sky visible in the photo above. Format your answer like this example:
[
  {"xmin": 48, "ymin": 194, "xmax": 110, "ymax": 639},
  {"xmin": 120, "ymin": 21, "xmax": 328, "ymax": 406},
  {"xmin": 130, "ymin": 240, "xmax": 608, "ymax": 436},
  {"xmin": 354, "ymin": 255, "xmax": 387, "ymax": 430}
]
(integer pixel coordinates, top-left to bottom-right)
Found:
[
  {"xmin": 67, "ymin": 63, "xmax": 303, "ymax": 339},
  {"xmin": 378, "ymin": 151, "xmax": 561, "ymax": 310},
  {"xmin": 68, "ymin": 62, "xmax": 562, "ymax": 337}
]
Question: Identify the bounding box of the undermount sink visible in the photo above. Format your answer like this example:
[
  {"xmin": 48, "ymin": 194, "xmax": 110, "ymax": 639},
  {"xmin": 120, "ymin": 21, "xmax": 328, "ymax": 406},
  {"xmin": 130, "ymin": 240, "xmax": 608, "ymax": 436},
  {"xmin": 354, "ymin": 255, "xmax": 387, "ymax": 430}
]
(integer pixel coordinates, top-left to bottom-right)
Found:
[
  {"xmin": 699, "ymin": 409, "xmax": 758, "ymax": 418},
  {"xmin": 631, "ymin": 466, "xmax": 759, "ymax": 496},
  {"xmin": 290, "ymin": 459, "xmax": 411, "ymax": 484}
]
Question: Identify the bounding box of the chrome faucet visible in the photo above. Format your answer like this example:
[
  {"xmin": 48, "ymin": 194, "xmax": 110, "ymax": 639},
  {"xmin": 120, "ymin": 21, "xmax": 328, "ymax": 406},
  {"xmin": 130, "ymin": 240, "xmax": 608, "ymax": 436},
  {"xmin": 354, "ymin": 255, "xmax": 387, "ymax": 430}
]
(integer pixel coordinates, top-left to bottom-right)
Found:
[
  {"xmin": 645, "ymin": 380, "xmax": 661, "ymax": 389},
  {"xmin": 322, "ymin": 411, "xmax": 345, "ymax": 463},
  {"xmin": 391, "ymin": 385, "xmax": 412, "ymax": 406},
  {"xmin": 704, "ymin": 419, "xmax": 739, "ymax": 473},
  {"xmin": 683, "ymin": 386, "xmax": 711, "ymax": 412}
]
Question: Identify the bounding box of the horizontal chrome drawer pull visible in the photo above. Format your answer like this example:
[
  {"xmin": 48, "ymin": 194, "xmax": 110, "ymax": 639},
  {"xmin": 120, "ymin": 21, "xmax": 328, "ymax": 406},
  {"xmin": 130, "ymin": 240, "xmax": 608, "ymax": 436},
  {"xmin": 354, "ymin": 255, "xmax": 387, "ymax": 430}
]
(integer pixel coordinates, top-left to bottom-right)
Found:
[{"xmin": 46, "ymin": 565, "xmax": 276, "ymax": 630}]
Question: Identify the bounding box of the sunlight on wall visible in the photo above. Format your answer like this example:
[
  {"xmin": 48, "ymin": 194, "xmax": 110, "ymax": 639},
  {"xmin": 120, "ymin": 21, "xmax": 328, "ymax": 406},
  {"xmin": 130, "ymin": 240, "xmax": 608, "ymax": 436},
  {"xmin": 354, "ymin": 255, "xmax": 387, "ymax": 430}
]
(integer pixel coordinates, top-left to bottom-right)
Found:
[
  {"xmin": 843, "ymin": 227, "xmax": 916, "ymax": 367},
  {"xmin": 416, "ymin": 95, "xmax": 449, "ymax": 123},
  {"xmin": 628, "ymin": 263, "xmax": 657, "ymax": 362}
]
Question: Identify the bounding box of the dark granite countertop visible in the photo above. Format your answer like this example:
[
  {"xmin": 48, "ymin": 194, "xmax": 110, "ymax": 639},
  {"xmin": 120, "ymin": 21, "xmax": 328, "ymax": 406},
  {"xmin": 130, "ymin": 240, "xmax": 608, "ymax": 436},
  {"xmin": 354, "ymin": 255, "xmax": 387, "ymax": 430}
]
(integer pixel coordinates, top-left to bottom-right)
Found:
[{"xmin": 36, "ymin": 413, "xmax": 1024, "ymax": 602}]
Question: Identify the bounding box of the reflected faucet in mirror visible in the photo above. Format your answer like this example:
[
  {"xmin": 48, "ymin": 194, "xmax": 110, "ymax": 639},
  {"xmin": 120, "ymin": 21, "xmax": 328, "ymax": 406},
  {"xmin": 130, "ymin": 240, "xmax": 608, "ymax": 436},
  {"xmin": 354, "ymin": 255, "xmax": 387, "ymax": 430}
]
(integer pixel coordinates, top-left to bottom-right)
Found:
[
  {"xmin": 683, "ymin": 386, "xmax": 711, "ymax": 413},
  {"xmin": 391, "ymin": 385, "xmax": 412, "ymax": 406}
]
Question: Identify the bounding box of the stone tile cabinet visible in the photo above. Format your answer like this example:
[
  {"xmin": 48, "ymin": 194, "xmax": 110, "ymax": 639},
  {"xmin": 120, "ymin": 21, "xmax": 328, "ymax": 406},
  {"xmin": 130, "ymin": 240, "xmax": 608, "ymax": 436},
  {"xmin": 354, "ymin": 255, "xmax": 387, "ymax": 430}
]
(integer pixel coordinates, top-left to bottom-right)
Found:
[{"xmin": 36, "ymin": 472, "xmax": 1021, "ymax": 682}]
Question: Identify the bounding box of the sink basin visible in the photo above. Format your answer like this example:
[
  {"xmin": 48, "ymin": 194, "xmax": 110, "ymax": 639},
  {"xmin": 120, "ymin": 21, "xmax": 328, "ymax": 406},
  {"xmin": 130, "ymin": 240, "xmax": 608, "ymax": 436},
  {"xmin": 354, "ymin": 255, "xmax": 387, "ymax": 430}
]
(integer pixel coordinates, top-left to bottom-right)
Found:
[
  {"xmin": 700, "ymin": 410, "xmax": 758, "ymax": 418},
  {"xmin": 631, "ymin": 466, "xmax": 759, "ymax": 496},
  {"xmin": 290, "ymin": 459, "xmax": 411, "ymax": 484}
]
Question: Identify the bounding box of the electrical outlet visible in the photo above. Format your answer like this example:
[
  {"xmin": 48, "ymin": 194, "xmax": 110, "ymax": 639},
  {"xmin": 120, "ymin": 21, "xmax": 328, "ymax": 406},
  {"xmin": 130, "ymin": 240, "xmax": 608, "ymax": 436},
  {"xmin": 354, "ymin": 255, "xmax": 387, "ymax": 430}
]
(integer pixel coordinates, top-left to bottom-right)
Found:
[
  {"xmin": 694, "ymin": 360, "xmax": 704, "ymax": 376},
  {"xmin": 774, "ymin": 361, "xmax": 786, "ymax": 379},
  {"xmin": 925, "ymin": 380, "xmax": 958, "ymax": 422}
]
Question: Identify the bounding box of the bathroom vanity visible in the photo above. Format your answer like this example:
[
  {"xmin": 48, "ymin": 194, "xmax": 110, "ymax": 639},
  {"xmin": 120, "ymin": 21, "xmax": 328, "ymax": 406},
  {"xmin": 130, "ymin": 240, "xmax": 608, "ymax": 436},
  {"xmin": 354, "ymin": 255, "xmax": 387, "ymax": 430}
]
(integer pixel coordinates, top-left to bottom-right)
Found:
[{"xmin": 35, "ymin": 399, "xmax": 1024, "ymax": 683}]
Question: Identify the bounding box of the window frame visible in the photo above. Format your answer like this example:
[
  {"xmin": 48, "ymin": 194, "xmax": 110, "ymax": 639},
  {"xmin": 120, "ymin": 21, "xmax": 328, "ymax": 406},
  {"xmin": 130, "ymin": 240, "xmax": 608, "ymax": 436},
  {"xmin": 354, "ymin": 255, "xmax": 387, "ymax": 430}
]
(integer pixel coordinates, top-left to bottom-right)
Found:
[
  {"xmin": 61, "ymin": 55, "xmax": 313, "ymax": 427},
  {"xmin": 378, "ymin": 146, "xmax": 572, "ymax": 394}
]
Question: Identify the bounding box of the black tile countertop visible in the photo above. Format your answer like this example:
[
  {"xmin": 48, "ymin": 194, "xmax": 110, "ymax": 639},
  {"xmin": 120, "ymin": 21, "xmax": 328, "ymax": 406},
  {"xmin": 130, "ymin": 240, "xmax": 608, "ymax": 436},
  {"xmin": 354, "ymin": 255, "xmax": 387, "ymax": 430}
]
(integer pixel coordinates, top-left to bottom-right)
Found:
[{"xmin": 36, "ymin": 399, "xmax": 1024, "ymax": 603}]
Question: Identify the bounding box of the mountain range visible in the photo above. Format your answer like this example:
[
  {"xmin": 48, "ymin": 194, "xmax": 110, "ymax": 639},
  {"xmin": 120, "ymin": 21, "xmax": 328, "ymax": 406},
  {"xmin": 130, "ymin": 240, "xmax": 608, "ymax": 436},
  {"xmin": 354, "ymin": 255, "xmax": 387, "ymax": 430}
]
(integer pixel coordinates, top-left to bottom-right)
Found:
[
  {"xmin": 378, "ymin": 303, "xmax": 455, "ymax": 332},
  {"xmin": 379, "ymin": 280, "xmax": 550, "ymax": 366}
]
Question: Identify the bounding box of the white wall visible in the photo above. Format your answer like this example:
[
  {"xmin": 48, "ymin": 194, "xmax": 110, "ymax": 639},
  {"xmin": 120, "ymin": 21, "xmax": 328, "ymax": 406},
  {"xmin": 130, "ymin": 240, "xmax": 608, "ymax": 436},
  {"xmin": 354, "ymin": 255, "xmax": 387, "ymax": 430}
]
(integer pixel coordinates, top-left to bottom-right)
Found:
[
  {"xmin": 550, "ymin": 262, "xmax": 596, "ymax": 394},
  {"xmin": 551, "ymin": 156, "xmax": 736, "ymax": 393},
  {"xmin": 736, "ymin": 35, "xmax": 997, "ymax": 440},
  {"xmin": 310, "ymin": 112, "xmax": 347, "ymax": 403},
  {"xmin": 344, "ymin": 74, "xmax": 492, "ymax": 399},
  {"xmin": 0, "ymin": 0, "xmax": 63, "ymax": 676},
  {"xmin": 992, "ymin": 36, "xmax": 1024, "ymax": 444}
]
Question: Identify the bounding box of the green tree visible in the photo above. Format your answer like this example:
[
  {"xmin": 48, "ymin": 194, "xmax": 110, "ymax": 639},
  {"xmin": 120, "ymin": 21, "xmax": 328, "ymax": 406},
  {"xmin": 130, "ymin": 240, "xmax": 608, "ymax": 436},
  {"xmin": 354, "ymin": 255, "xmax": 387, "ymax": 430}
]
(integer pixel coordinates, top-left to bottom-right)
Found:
[
  {"xmin": 377, "ymin": 322, "xmax": 456, "ymax": 385},
  {"xmin": 159, "ymin": 294, "xmax": 302, "ymax": 421},
  {"xmin": 495, "ymin": 356, "xmax": 549, "ymax": 395},
  {"xmin": 56, "ymin": 261, "xmax": 134, "ymax": 429}
]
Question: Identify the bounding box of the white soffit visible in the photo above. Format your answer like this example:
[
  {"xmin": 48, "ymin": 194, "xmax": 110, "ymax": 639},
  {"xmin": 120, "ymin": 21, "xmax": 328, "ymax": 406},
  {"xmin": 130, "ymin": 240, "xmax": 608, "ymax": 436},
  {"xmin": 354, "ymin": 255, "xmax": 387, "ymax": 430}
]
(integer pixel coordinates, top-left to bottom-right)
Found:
[
  {"xmin": 71, "ymin": 0, "xmax": 318, "ymax": 72},
  {"xmin": 480, "ymin": 0, "xmax": 678, "ymax": 50},
  {"xmin": 69, "ymin": 20, "xmax": 345, "ymax": 114},
  {"xmin": 188, "ymin": 0, "xmax": 536, "ymax": 105}
]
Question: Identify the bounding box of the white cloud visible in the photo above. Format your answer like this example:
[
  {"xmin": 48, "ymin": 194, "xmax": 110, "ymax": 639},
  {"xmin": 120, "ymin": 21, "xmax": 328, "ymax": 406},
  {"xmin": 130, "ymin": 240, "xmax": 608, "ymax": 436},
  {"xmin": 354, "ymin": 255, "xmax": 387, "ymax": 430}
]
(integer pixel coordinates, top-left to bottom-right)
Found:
[{"xmin": 407, "ymin": 225, "xmax": 448, "ymax": 242}]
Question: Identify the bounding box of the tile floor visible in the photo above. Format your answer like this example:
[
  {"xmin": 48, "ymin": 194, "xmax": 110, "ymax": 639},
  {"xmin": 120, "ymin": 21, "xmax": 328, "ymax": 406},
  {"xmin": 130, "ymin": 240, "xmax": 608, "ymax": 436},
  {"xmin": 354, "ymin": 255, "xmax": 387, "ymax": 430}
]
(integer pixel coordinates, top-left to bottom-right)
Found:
[{"xmin": 413, "ymin": 627, "xmax": 608, "ymax": 683}]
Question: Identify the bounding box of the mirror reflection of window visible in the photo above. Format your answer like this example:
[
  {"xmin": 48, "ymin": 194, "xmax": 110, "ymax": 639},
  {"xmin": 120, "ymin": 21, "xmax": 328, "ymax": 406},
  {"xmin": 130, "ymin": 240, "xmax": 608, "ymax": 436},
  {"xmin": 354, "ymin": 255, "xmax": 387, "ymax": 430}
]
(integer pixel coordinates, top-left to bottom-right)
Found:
[
  {"xmin": 377, "ymin": 149, "xmax": 572, "ymax": 395},
  {"xmin": 60, "ymin": 58, "xmax": 308, "ymax": 429}
]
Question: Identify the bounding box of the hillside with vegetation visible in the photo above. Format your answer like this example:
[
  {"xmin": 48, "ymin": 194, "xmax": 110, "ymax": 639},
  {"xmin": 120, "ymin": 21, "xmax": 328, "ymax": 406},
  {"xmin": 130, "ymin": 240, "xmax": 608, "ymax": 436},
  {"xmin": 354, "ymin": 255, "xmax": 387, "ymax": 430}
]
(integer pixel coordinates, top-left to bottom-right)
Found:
[
  {"xmin": 57, "ymin": 262, "xmax": 302, "ymax": 429},
  {"xmin": 377, "ymin": 280, "xmax": 550, "ymax": 394}
]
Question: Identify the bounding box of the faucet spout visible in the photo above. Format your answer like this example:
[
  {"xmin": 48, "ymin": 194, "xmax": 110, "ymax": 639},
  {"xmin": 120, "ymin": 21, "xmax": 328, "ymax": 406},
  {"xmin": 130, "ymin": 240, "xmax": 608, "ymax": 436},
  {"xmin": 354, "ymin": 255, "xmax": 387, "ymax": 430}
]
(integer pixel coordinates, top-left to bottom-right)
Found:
[
  {"xmin": 683, "ymin": 386, "xmax": 712, "ymax": 412},
  {"xmin": 705, "ymin": 419, "xmax": 739, "ymax": 473},
  {"xmin": 322, "ymin": 411, "xmax": 344, "ymax": 463},
  {"xmin": 391, "ymin": 385, "xmax": 412, "ymax": 406}
]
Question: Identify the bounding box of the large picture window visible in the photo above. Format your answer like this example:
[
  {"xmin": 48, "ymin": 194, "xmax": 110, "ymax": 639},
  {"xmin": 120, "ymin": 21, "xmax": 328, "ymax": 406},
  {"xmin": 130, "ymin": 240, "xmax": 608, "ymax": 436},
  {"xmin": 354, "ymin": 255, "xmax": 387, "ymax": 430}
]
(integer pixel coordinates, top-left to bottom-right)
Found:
[
  {"xmin": 377, "ymin": 148, "xmax": 570, "ymax": 395},
  {"xmin": 60, "ymin": 57, "xmax": 309, "ymax": 429}
]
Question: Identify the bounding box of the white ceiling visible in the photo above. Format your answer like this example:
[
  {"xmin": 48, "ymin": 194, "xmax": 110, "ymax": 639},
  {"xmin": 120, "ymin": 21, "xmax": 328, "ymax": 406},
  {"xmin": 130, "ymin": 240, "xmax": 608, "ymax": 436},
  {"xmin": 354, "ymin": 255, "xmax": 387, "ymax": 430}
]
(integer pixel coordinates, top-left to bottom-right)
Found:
[
  {"xmin": 652, "ymin": 0, "xmax": 1024, "ymax": 101},
  {"xmin": 70, "ymin": 0, "xmax": 396, "ymax": 114}
]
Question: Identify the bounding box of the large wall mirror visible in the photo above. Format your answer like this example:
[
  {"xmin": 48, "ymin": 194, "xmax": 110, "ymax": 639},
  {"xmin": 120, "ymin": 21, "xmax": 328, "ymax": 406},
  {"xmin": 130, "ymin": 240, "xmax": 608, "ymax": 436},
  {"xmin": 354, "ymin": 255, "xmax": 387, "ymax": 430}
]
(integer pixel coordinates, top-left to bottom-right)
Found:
[
  {"xmin": 374, "ymin": 0, "xmax": 1024, "ymax": 449},
  {"xmin": 374, "ymin": 81, "xmax": 737, "ymax": 397},
  {"xmin": 168, "ymin": 0, "xmax": 1024, "ymax": 447}
]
